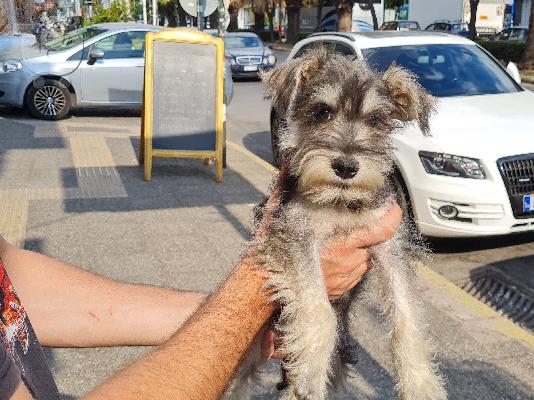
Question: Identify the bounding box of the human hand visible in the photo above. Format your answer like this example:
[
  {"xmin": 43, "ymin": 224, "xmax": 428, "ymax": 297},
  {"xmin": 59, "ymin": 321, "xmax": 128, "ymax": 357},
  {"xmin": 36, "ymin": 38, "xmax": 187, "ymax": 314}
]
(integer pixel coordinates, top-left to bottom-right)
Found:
[
  {"xmin": 321, "ymin": 203, "xmax": 402, "ymax": 300},
  {"xmin": 260, "ymin": 203, "xmax": 403, "ymax": 361}
]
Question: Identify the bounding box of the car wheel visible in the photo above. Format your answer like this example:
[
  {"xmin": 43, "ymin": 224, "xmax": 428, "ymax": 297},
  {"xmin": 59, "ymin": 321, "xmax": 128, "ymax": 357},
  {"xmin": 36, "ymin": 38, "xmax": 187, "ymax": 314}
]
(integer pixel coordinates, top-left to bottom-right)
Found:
[
  {"xmin": 26, "ymin": 78, "xmax": 71, "ymax": 120},
  {"xmin": 271, "ymin": 108, "xmax": 286, "ymax": 168},
  {"xmin": 392, "ymin": 170, "xmax": 413, "ymax": 222}
]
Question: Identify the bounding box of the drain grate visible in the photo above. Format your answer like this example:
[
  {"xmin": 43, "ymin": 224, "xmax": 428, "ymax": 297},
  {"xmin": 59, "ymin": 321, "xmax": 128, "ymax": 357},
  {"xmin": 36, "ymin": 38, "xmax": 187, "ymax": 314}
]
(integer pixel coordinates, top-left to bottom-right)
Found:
[{"xmin": 460, "ymin": 270, "xmax": 534, "ymax": 331}]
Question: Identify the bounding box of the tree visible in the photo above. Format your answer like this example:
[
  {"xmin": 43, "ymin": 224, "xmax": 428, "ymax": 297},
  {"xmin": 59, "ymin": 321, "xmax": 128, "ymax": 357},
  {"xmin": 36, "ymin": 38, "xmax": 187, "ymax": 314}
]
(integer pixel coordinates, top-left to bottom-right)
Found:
[
  {"xmin": 266, "ymin": 0, "xmax": 276, "ymax": 41},
  {"xmin": 336, "ymin": 0, "xmax": 352, "ymax": 32},
  {"xmin": 521, "ymin": 0, "xmax": 534, "ymax": 69},
  {"xmin": 252, "ymin": 0, "xmax": 265, "ymax": 31},
  {"xmin": 286, "ymin": 0, "xmax": 301, "ymax": 43},
  {"xmin": 468, "ymin": 0, "xmax": 479, "ymax": 41},
  {"xmin": 366, "ymin": 0, "xmax": 378, "ymax": 30},
  {"xmin": 159, "ymin": 0, "xmax": 178, "ymax": 27}
]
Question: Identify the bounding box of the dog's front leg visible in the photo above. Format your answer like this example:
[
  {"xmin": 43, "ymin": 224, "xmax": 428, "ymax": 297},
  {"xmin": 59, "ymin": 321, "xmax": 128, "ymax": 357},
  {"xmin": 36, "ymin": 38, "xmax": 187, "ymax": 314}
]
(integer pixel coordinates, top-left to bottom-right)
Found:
[
  {"xmin": 370, "ymin": 234, "xmax": 447, "ymax": 400},
  {"xmin": 269, "ymin": 240, "xmax": 337, "ymax": 400}
]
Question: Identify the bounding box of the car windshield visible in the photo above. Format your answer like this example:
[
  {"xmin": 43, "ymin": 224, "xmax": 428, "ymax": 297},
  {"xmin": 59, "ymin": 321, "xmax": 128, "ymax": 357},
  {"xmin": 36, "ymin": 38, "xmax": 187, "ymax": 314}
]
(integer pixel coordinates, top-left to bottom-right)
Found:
[
  {"xmin": 44, "ymin": 26, "xmax": 107, "ymax": 50},
  {"xmin": 399, "ymin": 22, "xmax": 419, "ymax": 30},
  {"xmin": 362, "ymin": 44, "xmax": 520, "ymax": 97},
  {"xmin": 224, "ymin": 36, "xmax": 263, "ymax": 48}
]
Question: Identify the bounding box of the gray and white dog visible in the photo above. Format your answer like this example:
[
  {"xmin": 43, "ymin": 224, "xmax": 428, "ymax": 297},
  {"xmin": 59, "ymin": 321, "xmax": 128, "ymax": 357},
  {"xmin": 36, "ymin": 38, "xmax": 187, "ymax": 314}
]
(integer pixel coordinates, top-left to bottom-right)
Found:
[{"xmin": 227, "ymin": 47, "xmax": 447, "ymax": 400}]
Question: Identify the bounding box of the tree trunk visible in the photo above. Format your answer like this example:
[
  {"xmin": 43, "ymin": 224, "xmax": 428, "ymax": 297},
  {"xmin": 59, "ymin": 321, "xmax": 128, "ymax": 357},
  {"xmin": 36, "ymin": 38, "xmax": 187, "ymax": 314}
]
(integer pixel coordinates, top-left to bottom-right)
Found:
[
  {"xmin": 315, "ymin": 4, "xmax": 323, "ymax": 31},
  {"xmin": 254, "ymin": 11, "xmax": 265, "ymax": 32},
  {"xmin": 521, "ymin": 0, "xmax": 534, "ymax": 69},
  {"xmin": 337, "ymin": 0, "xmax": 353, "ymax": 32},
  {"xmin": 177, "ymin": 2, "xmax": 187, "ymax": 26},
  {"xmin": 367, "ymin": 0, "xmax": 378, "ymax": 30},
  {"xmin": 209, "ymin": 9, "xmax": 218, "ymax": 29},
  {"xmin": 468, "ymin": 0, "xmax": 479, "ymax": 41},
  {"xmin": 228, "ymin": 3, "xmax": 238, "ymax": 31},
  {"xmin": 161, "ymin": 2, "xmax": 178, "ymax": 27},
  {"xmin": 287, "ymin": 3, "xmax": 300, "ymax": 44},
  {"xmin": 267, "ymin": 6, "xmax": 275, "ymax": 42}
]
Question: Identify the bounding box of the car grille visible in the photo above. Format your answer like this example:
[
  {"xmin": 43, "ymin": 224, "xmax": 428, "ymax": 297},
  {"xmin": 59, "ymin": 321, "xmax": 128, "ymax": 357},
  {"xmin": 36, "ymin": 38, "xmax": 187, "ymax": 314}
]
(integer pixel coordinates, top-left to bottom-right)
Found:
[
  {"xmin": 236, "ymin": 56, "xmax": 262, "ymax": 65},
  {"xmin": 497, "ymin": 154, "xmax": 534, "ymax": 218}
]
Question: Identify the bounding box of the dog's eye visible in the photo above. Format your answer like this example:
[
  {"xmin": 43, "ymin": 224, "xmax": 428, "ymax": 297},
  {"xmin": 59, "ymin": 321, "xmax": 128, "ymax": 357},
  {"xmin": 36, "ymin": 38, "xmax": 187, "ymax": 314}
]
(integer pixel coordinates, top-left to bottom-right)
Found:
[{"xmin": 312, "ymin": 105, "xmax": 333, "ymax": 123}]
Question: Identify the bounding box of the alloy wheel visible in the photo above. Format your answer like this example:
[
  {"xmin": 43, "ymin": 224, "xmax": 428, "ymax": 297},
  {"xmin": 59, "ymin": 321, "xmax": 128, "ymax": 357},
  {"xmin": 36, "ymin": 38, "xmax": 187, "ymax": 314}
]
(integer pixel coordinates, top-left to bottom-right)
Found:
[{"xmin": 33, "ymin": 85, "xmax": 66, "ymax": 117}]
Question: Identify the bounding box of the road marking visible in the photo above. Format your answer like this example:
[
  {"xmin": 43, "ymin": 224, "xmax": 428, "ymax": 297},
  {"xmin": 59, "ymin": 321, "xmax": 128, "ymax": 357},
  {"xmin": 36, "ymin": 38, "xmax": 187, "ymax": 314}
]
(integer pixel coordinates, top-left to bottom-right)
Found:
[
  {"xmin": 227, "ymin": 139, "xmax": 534, "ymax": 349},
  {"xmin": 0, "ymin": 200, "xmax": 28, "ymax": 248},
  {"xmin": 227, "ymin": 141, "xmax": 277, "ymax": 173}
]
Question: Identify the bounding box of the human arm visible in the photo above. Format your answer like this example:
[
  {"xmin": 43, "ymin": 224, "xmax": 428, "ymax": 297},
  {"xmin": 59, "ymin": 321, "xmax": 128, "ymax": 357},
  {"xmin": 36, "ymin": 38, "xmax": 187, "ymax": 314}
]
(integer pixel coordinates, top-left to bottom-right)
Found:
[
  {"xmin": 0, "ymin": 237, "xmax": 206, "ymax": 348},
  {"xmin": 82, "ymin": 204, "xmax": 402, "ymax": 400}
]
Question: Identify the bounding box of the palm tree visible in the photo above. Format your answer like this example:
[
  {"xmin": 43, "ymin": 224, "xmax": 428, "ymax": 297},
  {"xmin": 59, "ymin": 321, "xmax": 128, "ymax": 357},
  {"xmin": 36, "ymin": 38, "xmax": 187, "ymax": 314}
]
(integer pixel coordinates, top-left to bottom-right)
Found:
[
  {"xmin": 286, "ymin": 0, "xmax": 301, "ymax": 43},
  {"xmin": 228, "ymin": 0, "xmax": 247, "ymax": 31},
  {"xmin": 521, "ymin": 0, "xmax": 534, "ymax": 69}
]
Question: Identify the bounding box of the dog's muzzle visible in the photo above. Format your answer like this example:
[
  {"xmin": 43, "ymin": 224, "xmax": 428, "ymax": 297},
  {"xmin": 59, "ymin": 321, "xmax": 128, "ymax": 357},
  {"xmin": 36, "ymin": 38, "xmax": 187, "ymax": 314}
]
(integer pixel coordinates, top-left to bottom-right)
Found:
[{"xmin": 331, "ymin": 158, "xmax": 359, "ymax": 180}]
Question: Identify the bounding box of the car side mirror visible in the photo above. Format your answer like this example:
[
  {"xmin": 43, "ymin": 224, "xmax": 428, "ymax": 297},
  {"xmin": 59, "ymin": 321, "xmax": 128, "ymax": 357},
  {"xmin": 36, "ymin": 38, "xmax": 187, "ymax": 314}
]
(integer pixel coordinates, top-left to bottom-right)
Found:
[
  {"xmin": 506, "ymin": 61, "xmax": 521, "ymax": 84},
  {"xmin": 87, "ymin": 49, "xmax": 104, "ymax": 65}
]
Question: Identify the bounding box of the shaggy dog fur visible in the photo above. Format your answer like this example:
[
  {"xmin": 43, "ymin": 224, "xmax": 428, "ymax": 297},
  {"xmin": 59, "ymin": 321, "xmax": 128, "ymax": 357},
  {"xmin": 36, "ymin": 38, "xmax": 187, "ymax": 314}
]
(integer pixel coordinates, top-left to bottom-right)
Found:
[{"xmin": 225, "ymin": 47, "xmax": 447, "ymax": 400}]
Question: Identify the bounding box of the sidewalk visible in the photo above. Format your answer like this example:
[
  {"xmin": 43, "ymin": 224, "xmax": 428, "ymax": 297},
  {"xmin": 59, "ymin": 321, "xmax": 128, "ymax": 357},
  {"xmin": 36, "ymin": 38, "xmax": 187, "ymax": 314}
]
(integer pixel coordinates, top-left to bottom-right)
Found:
[{"xmin": 0, "ymin": 109, "xmax": 533, "ymax": 399}]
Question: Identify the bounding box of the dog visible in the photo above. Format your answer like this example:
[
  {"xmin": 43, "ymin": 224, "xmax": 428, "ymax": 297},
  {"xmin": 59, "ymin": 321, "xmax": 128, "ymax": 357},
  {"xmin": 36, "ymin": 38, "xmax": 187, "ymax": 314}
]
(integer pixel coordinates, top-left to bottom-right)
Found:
[{"xmin": 225, "ymin": 46, "xmax": 447, "ymax": 400}]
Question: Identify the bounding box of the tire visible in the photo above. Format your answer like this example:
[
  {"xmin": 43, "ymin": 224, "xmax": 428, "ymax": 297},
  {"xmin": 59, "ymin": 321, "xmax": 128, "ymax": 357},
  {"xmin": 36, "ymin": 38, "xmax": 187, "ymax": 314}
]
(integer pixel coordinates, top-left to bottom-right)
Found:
[
  {"xmin": 26, "ymin": 78, "xmax": 71, "ymax": 120},
  {"xmin": 392, "ymin": 170, "xmax": 413, "ymax": 221},
  {"xmin": 270, "ymin": 108, "xmax": 286, "ymax": 168}
]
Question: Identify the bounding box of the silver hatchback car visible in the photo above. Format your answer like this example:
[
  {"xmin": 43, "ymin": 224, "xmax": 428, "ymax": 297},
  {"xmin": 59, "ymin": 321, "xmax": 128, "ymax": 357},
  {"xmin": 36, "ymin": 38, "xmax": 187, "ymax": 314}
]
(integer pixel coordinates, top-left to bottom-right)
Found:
[{"xmin": 0, "ymin": 23, "xmax": 233, "ymax": 120}]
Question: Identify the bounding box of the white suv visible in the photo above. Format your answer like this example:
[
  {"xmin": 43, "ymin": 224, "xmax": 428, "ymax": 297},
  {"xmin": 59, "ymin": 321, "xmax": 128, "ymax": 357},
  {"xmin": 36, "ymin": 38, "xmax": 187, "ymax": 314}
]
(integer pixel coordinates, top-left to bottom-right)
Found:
[{"xmin": 270, "ymin": 31, "xmax": 534, "ymax": 238}]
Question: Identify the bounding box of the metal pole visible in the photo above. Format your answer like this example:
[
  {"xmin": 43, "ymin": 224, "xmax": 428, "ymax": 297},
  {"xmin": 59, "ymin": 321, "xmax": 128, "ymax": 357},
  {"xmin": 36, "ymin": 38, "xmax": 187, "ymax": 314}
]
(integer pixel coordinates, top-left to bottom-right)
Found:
[
  {"xmin": 217, "ymin": 0, "xmax": 227, "ymax": 36},
  {"xmin": 152, "ymin": 0, "xmax": 158, "ymax": 25},
  {"xmin": 142, "ymin": 0, "xmax": 147, "ymax": 24},
  {"xmin": 198, "ymin": 0, "xmax": 205, "ymax": 30},
  {"xmin": 6, "ymin": 0, "xmax": 18, "ymax": 33}
]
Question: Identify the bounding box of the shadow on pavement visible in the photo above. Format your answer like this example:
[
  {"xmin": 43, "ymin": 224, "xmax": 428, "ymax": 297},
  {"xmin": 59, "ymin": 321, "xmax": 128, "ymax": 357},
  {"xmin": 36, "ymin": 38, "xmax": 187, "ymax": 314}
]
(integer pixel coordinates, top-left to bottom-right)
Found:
[
  {"xmin": 242, "ymin": 131, "xmax": 275, "ymax": 165},
  {"xmin": 428, "ymin": 231, "xmax": 534, "ymax": 254}
]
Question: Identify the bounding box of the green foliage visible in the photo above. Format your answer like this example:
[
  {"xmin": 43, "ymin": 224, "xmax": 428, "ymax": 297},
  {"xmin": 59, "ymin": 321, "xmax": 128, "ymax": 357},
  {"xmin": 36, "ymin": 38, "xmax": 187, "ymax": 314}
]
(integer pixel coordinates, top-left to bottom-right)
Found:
[
  {"xmin": 90, "ymin": 0, "xmax": 133, "ymax": 24},
  {"xmin": 478, "ymin": 40, "xmax": 526, "ymax": 64},
  {"xmin": 385, "ymin": 0, "xmax": 405, "ymax": 8}
]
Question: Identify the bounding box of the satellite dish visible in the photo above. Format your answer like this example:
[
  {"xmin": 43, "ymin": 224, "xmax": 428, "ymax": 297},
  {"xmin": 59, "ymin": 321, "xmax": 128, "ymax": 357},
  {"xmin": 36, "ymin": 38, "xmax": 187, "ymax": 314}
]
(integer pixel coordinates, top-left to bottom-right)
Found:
[{"xmin": 179, "ymin": 0, "xmax": 218, "ymax": 17}]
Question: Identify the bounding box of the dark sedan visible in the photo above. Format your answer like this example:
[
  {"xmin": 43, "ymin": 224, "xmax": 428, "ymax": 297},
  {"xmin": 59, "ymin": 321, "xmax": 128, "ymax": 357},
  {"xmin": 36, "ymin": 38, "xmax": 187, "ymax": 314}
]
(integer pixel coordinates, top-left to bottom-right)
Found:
[{"xmin": 223, "ymin": 32, "xmax": 276, "ymax": 78}]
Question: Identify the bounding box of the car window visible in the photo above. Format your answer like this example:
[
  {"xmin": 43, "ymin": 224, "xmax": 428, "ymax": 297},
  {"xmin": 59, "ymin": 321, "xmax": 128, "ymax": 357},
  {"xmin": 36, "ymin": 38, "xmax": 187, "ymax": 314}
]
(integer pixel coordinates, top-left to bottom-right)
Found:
[
  {"xmin": 497, "ymin": 28, "xmax": 512, "ymax": 40},
  {"xmin": 44, "ymin": 26, "xmax": 107, "ymax": 50},
  {"xmin": 426, "ymin": 24, "xmax": 435, "ymax": 30},
  {"xmin": 434, "ymin": 23, "xmax": 450, "ymax": 31},
  {"xmin": 333, "ymin": 42, "xmax": 355, "ymax": 57},
  {"xmin": 224, "ymin": 36, "xmax": 263, "ymax": 48},
  {"xmin": 91, "ymin": 31, "xmax": 146, "ymax": 59},
  {"xmin": 362, "ymin": 44, "xmax": 520, "ymax": 97},
  {"xmin": 294, "ymin": 41, "xmax": 356, "ymax": 59}
]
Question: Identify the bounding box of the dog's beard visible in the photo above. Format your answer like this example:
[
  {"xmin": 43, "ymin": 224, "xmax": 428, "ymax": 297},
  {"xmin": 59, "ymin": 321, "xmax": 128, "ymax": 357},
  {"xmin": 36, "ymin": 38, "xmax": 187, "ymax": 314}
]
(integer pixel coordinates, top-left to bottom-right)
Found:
[{"xmin": 296, "ymin": 153, "xmax": 387, "ymax": 206}]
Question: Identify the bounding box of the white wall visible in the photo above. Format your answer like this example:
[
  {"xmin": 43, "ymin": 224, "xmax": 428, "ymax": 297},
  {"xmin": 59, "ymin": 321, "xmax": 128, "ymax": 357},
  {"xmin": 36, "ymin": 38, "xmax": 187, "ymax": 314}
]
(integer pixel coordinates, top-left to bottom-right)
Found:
[{"xmin": 408, "ymin": 0, "xmax": 465, "ymax": 29}]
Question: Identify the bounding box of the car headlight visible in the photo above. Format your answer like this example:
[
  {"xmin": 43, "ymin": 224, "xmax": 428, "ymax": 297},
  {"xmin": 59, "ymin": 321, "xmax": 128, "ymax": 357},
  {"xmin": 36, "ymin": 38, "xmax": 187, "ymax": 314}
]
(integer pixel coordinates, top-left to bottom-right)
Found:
[
  {"xmin": 263, "ymin": 55, "xmax": 276, "ymax": 65},
  {"xmin": 224, "ymin": 55, "xmax": 236, "ymax": 66},
  {"xmin": 419, "ymin": 151, "xmax": 486, "ymax": 179},
  {"xmin": 1, "ymin": 60, "xmax": 22, "ymax": 73}
]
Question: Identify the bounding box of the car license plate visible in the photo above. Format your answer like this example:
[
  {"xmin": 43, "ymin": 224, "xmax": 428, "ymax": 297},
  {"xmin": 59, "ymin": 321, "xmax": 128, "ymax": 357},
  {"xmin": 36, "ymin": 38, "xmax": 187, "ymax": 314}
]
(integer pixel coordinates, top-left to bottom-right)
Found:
[
  {"xmin": 244, "ymin": 65, "xmax": 258, "ymax": 72},
  {"xmin": 524, "ymin": 194, "xmax": 533, "ymax": 212}
]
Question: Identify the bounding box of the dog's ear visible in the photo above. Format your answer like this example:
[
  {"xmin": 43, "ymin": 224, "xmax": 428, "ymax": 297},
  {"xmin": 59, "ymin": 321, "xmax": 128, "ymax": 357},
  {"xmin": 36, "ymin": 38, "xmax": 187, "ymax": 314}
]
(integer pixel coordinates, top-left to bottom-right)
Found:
[
  {"xmin": 262, "ymin": 46, "xmax": 328, "ymax": 115},
  {"xmin": 382, "ymin": 64, "xmax": 435, "ymax": 135}
]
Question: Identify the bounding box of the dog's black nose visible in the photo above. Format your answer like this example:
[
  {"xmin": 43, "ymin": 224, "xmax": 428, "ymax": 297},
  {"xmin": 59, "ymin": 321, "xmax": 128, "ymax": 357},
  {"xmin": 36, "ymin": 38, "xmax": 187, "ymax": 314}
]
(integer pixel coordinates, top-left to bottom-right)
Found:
[{"xmin": 332, "ymin": 159, "xmax": 359, "ymax": 180}]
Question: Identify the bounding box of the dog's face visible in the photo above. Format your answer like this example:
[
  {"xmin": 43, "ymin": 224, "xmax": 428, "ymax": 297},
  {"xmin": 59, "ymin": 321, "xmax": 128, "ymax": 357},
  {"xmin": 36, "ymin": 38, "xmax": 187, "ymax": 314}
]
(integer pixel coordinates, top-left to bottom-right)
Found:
[{"xmin": 263, "ymin": 47, "xmax": 435, "ymax": 208}]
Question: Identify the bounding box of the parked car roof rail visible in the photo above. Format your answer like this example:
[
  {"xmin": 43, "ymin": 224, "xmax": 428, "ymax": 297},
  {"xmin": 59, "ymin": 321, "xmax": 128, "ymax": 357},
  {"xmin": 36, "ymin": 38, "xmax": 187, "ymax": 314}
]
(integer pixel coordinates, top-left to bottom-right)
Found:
[{"xmin": 309, "ymin": 32, "xmax": 356, "ymax": 41}]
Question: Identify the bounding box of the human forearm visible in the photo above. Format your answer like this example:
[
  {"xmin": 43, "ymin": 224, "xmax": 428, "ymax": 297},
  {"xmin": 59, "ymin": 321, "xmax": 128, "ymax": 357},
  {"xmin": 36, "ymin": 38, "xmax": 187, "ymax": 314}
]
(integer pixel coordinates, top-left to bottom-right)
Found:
[
  {"xmin": 83, "ymin": 259, "xmax": 274, "ymax": 400},
  {"xmin": 1, "ymin": 238, "xmax": 206, "ymax": 347}
]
